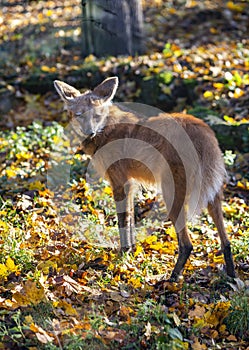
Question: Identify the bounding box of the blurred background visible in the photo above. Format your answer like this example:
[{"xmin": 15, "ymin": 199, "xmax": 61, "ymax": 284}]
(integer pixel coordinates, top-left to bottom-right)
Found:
[{"xmin": 0, "ymin": 0, "xmax": 248, "ymax": 152}]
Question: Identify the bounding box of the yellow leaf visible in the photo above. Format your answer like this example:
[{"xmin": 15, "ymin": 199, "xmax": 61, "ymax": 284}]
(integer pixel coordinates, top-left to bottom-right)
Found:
[
  {"xmin": 193, "ymin": 318, "xmax": 205, "ymax": 329},
  {"xmin": 223, "ymin": 204, "xmax": 237, "ymax": 214},
  {"xmin": 84, "ymin": 54, "xmax": 96, "ymax": 63},
  {"xmin": 134, "ymin": 245, "xmax": 143, "ymax": 257},
  {"xmin": 108, "ymin": 263, "xmax": 115, "ymax": 270},
  {"xmin": 0, "ymin": 220, "xmax": 8, "ymax": 231},
  {"xmin": 240, "ymin": 117, "xmax": 249, "ymax": 124},
  {"xmin": 204, "ymin": 301, "xmax": 230, "ymax": 327},
  {"xmin": 0, "ymin": 139, "xmax": 8, "ymax": 149},
  {"xmin": 166, "ymin": 226, "xmax": 177, "ymax": 240},
  {"xmin": 57, "ymin": 300, "xmax": 78, "ymax": 316},
  {"xmin": 6, "ymin": 257, "xmax": 18, "ymax": 273},
  {"xmin": 16, "ymin": 151, "xmax": 32, "ymax": 160},
  {"xmin": 226, "ymin": 1, "xmax": 245, "ymax": 12},
  {"xmin": 153, "ymin": 67, "xmax": 161, "ymax": 74},
  {"xmin": 213, "ymin": 254, "xmax": 224, "ymax": 264},
  {"xmin": 129, "ymin": 277, "xmax": 142, "ymax": 288},
  {"xmin": 41, "ymin": 65, "xmax": 51, "ymax": 72},
  {"xmin": 5, "ymin": 168, "xmax": 16, "ymax": 178},
  {"xmin": 29, "ymin": 181, "xmax": 44, "ymax": 191},
  {"xmin": 210, "ymin": 27, "xmax": 218, "ymax": 34},
  {"xmin": 46, "ymin": 9, "xmax": 52, "ymax": 17},
  {"xmin": 173, "ymin": 63, "xmax": 182, "ymax": 73},
  {"xmin": 144, "ymin": 235, "xmax": 157, "ymax": 245},
  {"xmin": 213, "ymin": 83, "xmax": 224, "ymax": 89},
  {"xmin": 13, "ymin": 281, "xmax": 45, "ymax": 306},
  {"xmin": 150, "ymin": 241, "xmax": 164, "ymax": 251},
  {"xmin": 52, "ymin": 135, "xmax": 63, "ymax": 144},
  {"xmin": 203, "ymin": 91, "xmax": 214, "ymax": 99},
  {"xmin": 38, "ymin": 188, "xmax": 54, "ymax": 198},
  {"xmin": 237, "ymin": 180, "xmax": 245, "ymax": 189},
  {"xmin": 0, "ymin": 264, "xmax": 8, "ymax": 279},
  {"xmin": 223, "ymin": 115, "xmax": 235, "ymax": 124},
  {"xmin": 63, "ymin": 140, "xmax": 70, "ymax": 147},
  {"xmin": 103, "ymin": 186, "xmax": 112, "ymax": 195},
  {"xmin": 160, "ymin": 246, "xmax": 175, "ymax": 254},
  {"xmin": 168, "ymin": 8, "xmax": 176, "ymax": 14},
  {"xmin": 37, "ymin": 260, "xmax": 57, "ymax": 274}
]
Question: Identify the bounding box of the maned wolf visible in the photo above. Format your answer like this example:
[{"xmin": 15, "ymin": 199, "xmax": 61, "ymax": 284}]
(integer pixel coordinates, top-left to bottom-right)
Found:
[{"xmin": 54, "ymin": 76, "xmax": 235, "ymax": 281}]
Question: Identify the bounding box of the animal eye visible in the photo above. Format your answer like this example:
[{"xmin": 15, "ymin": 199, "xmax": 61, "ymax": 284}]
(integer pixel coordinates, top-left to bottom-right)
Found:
[{"xmin": 75, "ymin": 112, "xmax": 82, "ymax": 117}]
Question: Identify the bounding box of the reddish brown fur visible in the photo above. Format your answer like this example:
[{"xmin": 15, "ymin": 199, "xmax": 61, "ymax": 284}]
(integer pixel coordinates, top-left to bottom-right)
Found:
[{"xmin": 54, "ymin": 77, "xmax": 236, "ymax": 281}]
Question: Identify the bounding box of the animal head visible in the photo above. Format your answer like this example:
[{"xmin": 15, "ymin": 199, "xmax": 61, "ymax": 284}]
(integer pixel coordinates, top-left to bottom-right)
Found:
[{"xmin": 54, "ymin": 77, "xmax": 119, "ymax": 137}]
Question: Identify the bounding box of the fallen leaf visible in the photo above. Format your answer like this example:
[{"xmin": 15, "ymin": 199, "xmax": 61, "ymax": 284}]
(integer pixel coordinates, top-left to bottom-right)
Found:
[
  {"xmin": 189, "ymin": 305, "xmax": 206, "ymax": 319},
  {"xmin": 144, "ymin": 321, "xmax": 152, "ymax": 339},
  {"xmin": 12, "ymin": 281, "xmax": 45, "ymax": 306},
  {"xmin": 192, "ymin": 337, "xmax": 207, "ymax": 350}
]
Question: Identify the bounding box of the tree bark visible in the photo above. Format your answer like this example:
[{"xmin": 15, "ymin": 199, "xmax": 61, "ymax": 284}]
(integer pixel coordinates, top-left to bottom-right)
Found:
[{"xmin": 82, "ymin": 0, "xmax": 144, "ymax": 57}]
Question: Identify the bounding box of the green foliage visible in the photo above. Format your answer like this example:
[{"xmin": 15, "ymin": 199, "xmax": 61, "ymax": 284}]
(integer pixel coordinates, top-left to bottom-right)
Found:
[
  {"xmin": 158, "ymin": 71, "xmax": 174, "ymax": 85},
  {"xmin": 0, "ymin": 121, "xmax": 66, "ymax": 191},
  {"xmin": 232, "ymin": 233, "xmax": 249, "ymax": 261},
  {"xmin": 0, "ymin": 121, "xmax": 64, "ymax": 155},
  {"xmin": 0, "ymin": 310, "xmax": 29, "ymax": 347},
  {"xmin": 120, "ymin": 299, "xmax": 186, "ymax": 350},
  {"xmin": 187, "ymin": 105, "xmax": 219, "ymax": 120},
  {"xmin": 0, "ymin": 198, "xmax": 34, "ymax": 271},
  {"xmin": 62, "ymin": 335, "xmax": 107, "ymax": 350},
  {"xmin": 27, "ymin": 301, "xmax": 55, "ymax": 329},
  {"xmin": 162, "ymin": 43, "xmax": 183, "ymax": 58},
  {"xmin": 225, "ymin": 290, "xmax": 249, "ymax": 340}
]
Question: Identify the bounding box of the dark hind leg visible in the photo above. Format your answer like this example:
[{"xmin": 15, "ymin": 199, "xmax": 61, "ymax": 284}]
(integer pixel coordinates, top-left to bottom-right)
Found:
[
  {"xmin": 208, "ymin": 193, "xmax": 236, "ymax": 278},
  {"xmin": 162, "ymin": 183, "xmax": 193, "ymax": 281},
  {"xmin": 169, "ymin": 208, "xmax": 193, "ymax": 282}
]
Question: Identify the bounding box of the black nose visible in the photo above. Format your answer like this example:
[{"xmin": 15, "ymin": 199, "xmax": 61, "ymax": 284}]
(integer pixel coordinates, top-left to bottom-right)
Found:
[
  {"xmin": 84, "ymin": 130, "xmax": 96, "ymax": 138},
  {"xmin": 84, "ymin": 128, "xmax": 93, "ymax": 135}
]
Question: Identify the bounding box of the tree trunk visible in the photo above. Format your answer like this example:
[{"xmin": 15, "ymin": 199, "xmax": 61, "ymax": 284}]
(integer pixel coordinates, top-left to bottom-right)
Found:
[{"xmin": 82, "ymin": 0, "xmax": 144, "ymax": 57}]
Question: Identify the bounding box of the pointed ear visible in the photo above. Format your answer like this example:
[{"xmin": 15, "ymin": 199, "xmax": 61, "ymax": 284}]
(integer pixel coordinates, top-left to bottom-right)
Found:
[
  {"xmin": 54, "ymin": 80, "xmax": 81, "ymax": 102},
  {"xmin": 93, "ymin": 77, "xmax": 119, "ymax": 103}
]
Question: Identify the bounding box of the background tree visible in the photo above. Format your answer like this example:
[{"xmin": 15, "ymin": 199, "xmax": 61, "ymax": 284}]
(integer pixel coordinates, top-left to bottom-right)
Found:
[{"xmin": 82, "ymin": 0, "xmax": 144, "ymax": 56}]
